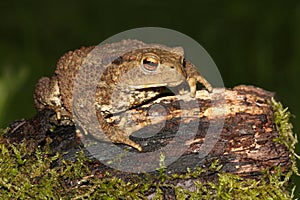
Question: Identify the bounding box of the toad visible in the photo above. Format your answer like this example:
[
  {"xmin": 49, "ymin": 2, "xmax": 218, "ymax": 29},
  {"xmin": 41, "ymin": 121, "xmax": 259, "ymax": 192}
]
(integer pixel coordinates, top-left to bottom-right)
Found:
[{"xmin": 34, "ymin": 39, "xmax": 212, "ymax": 151}]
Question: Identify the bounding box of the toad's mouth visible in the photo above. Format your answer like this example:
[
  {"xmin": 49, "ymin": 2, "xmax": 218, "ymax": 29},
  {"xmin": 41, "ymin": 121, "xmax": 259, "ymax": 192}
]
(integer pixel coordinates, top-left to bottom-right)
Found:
[{"xmin": 127, "ymin": 81, "xmax": 184, "ymax": 89}]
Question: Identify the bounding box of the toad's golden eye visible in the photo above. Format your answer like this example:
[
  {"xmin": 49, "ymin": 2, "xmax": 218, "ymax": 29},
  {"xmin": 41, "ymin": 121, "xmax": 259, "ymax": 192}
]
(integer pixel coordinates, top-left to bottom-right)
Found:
[{"xmin": 142, "ymin": 57, "xmax": 159, "ymax": 72}]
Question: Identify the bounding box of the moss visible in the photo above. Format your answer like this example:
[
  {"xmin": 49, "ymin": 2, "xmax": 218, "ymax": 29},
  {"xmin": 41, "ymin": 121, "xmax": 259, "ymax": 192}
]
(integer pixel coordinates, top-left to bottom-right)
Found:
[
  {"xmin": 0, "ymin": 142, "xmax": 62, "ymax": 198},
  {"xmin": 271, "ymin": 98, "xmax": 299, "ymax": 181},
  {"xmin": 156, "ymin": 159, "xmax": 294, "ymax": 199},
  {"xmin": 0, "ymin": 140, "xmax": 296, "ymax": 199},
  {"xmin": 0, "ymin": 134, "xmax": 148, "ymax": 199},
  {"xmin": 0, "ymin": 98, "xmax": 298, "ymax": 199}
]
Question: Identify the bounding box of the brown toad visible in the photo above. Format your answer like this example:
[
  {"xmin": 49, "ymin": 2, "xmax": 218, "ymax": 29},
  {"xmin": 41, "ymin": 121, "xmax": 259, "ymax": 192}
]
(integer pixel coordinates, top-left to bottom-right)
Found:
[{"xmin": 34, "ymin": 39, "xmax": 212, "ymax": 151}]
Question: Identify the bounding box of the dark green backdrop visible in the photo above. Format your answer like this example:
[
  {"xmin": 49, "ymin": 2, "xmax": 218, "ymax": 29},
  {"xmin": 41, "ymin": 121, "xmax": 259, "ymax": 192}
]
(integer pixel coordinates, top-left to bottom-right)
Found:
[{"xmin": 1, "ymin": 0, "xmax": 299, "ymax": 197}]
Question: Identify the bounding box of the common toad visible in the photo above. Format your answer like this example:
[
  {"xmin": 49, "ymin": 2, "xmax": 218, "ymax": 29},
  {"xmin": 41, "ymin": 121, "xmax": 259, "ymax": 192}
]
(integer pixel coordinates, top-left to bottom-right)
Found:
[{"xmin": 34, "ymin": 39, "xmax": 212, "ymax": 151}]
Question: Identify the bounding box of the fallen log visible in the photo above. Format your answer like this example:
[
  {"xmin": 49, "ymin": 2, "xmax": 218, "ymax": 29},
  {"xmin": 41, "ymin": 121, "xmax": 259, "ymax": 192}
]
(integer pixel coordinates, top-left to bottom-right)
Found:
[{"xmin": 2, "ymin": 85, "xmax": 296, "ymax": 198}]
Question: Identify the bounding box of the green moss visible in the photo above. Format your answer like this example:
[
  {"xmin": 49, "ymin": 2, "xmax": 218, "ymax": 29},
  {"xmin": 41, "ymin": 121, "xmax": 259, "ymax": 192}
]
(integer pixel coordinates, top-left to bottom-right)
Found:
[
  {"xmin": 155, "ymin": 159, "xmax": 294, "ymax": 200},
  {"xmin": 271, "ymin": 98, "xmax": 300, "ymax": 183},
  {"xmin": 0, "ymin": 135, "xmax": 148, "ymax": 199},
  {"xmin": 0, "ymin": 142, "xmax": 62, "ymax": 198},
  {"xmin": 0, "ymin": 142, "xmax": 296, "ymax": 199},
  {"xmin": 0, "ymin": 99, "xmax": 298, "ymax": 199}
]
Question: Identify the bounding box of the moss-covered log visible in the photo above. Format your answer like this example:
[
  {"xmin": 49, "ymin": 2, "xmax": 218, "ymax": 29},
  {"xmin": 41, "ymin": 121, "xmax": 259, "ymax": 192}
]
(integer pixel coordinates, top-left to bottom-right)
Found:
[{"xmin": 1, "ymin": 85, "xmax": 297, "ymax": 199}]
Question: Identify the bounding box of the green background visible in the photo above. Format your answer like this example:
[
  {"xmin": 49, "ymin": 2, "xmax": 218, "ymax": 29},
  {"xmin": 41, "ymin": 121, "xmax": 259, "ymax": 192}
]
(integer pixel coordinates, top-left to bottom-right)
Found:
[{"xmin": 0, "ymin": 0, "xmax": 299, "ymax": 197}]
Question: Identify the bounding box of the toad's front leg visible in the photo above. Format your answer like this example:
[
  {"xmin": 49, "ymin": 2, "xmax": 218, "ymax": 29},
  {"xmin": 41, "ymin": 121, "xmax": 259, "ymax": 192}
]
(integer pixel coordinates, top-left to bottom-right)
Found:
[{"xmin": 184, "ymin": 60, "xmax": 213, "ymax": 97}]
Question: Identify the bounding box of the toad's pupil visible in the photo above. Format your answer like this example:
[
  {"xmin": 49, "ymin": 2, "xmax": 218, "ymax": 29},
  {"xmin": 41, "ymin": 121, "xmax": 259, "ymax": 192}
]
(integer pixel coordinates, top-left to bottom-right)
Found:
[{"xmin": 142, "ymin": 57, "xmax": 159, "ymax": 71}]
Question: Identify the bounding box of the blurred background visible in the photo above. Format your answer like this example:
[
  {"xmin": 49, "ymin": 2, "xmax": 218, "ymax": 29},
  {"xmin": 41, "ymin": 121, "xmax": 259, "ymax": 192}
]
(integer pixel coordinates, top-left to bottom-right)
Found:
[{"xmin": 0, "ymin": 0, "xmax": 299, "ymax": 196}]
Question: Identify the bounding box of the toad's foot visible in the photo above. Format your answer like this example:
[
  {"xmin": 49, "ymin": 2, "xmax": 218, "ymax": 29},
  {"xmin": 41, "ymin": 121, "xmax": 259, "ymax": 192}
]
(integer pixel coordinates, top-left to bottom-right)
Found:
[
  {"xmin": 187, "ymin": 75, "xmax": 213, "ymax": 97},
  {"xmin": 108, "ymin": 128, "xmax": 142, "ymax": 151}
]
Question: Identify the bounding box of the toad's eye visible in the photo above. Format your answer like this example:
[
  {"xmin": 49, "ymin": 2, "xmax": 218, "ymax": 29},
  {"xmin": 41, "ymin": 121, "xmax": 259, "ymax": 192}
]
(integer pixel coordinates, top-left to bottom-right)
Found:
[{"xmin": 142, "ymin": 57, "xmax": 159, "ymax": 72}]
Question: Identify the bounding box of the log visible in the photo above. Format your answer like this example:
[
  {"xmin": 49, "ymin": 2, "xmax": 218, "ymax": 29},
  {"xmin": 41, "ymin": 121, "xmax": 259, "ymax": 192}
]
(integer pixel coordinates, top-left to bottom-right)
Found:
[
  {"xmin": 79, "ymin": 84, "xmax": 289, "ymax": 177},
  {"xmin": 2, "ymin": 85, "xmax": 292, "ymax": 197}
]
